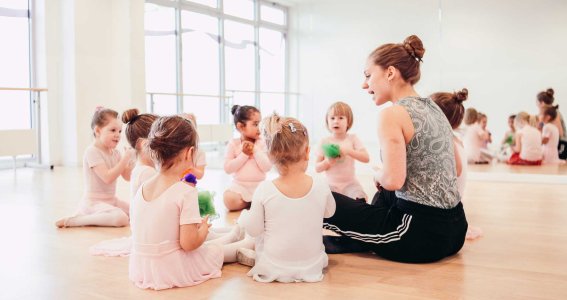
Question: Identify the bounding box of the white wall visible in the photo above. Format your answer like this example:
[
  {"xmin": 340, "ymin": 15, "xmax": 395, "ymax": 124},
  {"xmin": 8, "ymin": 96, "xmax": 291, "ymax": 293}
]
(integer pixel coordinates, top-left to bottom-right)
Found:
[
  {"xmin": 38, "ymin": 0, "xmax": 146, "ymax": 166},
  {"xmin": 289, "ymin": 0, "xmax": 567, "ymax": 155},
  {"xmin": 34, "ymin": 0, "xmax": 567, "ymax": 166}
]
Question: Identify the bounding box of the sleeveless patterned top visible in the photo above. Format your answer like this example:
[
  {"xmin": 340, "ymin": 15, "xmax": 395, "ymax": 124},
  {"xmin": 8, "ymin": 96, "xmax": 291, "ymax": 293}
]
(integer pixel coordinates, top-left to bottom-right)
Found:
[{"xmin": 395, "ymin": 97, "xmax": 460, "ymax": 209}]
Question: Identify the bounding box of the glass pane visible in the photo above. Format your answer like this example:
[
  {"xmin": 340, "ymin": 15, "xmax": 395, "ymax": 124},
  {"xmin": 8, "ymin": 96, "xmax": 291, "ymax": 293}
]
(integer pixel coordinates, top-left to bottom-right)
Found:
[
  {"xmin": 288, "ymin": 94, "xmax": 299, "ymax": 118},
  {"xmin": 144, "ymin": 3, "xmax": 175, "ymax": 31},
  {"xmin": 0, "ymin": 0, "xmax": 28, "ymax": 9},
  {"xmin": 259, "ymin": 28, "xmax": 285, "ymax": 92},
  {"xmin": 229, "ymin": 91, "xmax": 255, "ymax": 107},
  {"xmin": 183, "ymin": 96, "xmax": 220, "ymax": 124},
  {"xmin": 0, "ymin": 90, "xmax": 31, "ymax": 130},
  {"xmin": 182, "ymin": 11, "xmax": 219, "ymax": 95},
  {"xmin": 261, "ymin": 5, "xmax": 285, "ymax": 25},
  {"xmin": 260, "ymin": 93, "xmax": 284, "ymax": 117},
  {"xmin": 0, "ymin": 12, "xmax": 30, "ymax": 88},
  {"xmin": 0, "ymin": 3, "xmax": 31, "ymax": 130},
  {"xmin": 151, "ymin": 95, "xmax": 177, "ymax": 116},
  {"xmin": 145, "ymin": 4, "xmax": 176, "ymax": 93},
  {"xmin": 224, "ymin": 20, "xmax": 255, "ymax": 91},
  {"xmin": 223, "ymin": 0, "xmax": 253, "ymax": 20},
  {"xmin": 186, "ymin": 0, "xmax": 217, "ymax": 8}
]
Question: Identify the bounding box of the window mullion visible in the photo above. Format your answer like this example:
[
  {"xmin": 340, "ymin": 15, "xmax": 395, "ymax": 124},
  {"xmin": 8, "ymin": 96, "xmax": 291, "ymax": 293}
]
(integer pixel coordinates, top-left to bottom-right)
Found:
[
  {"xmin": 175, "ymin": 3, "xmax": 184, "ymax": 113},
  {"xmin": 254, "ymin": 0, "xmax": 260, "ymax": 109},
  {"xmin": 218, "ymin": 0, "xmax": 227, "ymax": 124}
]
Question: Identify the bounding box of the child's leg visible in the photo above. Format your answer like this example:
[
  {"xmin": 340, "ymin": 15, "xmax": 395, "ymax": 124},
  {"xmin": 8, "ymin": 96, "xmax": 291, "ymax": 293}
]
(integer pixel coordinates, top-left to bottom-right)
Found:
[
  {"xmin": 205, "ymin": 226, "xmax": 236, "ymax": 240},
  {"xmin": 480, "ymin": 149, "xmax": 494, "ymax": 162},
  {"xmin": 206, "ymin": 225, "xmax": 242, "ymax": 245},
  {"xmin": 62, "ymin": 209, "xmax": 129, "ymax": 227},
  {"xmin": 221, "ymin": 235, "xmax": 255, "ymax": 263},
  {"xmin": 223, "ymin": 190, "xmax": 250, "ymax": 211},
  {"xmin": 115, "ymin": 199, "xmax": 130, "ymax": 216}
]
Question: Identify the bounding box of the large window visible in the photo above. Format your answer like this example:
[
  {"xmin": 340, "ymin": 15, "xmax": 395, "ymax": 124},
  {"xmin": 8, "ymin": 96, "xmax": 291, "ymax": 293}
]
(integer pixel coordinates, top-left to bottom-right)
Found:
[
  {"xmin": 0, "ymin": 1, "xmax": 32, "ymax": 130},
  {"xmin": 144, "ymin": 0, "xmax": 288, "ymax": 123}
]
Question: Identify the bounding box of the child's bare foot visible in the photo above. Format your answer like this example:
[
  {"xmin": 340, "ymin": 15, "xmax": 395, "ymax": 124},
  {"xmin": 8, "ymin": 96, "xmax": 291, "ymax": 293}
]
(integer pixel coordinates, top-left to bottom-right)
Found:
[{"xmin": 55, "ymin": 218, "xmax": 68, "ymax": 228}]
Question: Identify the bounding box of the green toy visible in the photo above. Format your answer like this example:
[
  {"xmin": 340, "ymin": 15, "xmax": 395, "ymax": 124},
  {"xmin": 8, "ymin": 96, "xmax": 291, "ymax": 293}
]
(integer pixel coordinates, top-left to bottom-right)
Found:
[
  {"xmin": 322, "ymin": 143, "xmax": 341, "ymax": 158},
  {"xmin": 505, "ymin": 134, "xmax": 514, "ymax": 145},
  {"xmin": 198, "ymin": 190, "xmax": 217, "ymax": 217}
]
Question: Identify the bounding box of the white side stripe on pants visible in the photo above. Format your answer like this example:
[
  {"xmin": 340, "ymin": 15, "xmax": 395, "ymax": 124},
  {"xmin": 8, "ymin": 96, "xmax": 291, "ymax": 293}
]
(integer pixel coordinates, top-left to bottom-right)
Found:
[{"xmin": 323, "ymin": 214, "xmax": 413, "ymax": 245}]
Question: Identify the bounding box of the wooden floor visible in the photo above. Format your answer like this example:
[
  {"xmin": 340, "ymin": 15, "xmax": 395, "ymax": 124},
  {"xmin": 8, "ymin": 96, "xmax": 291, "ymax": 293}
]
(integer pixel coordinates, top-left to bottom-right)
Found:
[
  {"xmin": 468, "ymin": 162, "xmax": 567, "ymax": 175},
  {"xmin": 1, "ymin": 166, "xmax": 567, "ymax": 299}
]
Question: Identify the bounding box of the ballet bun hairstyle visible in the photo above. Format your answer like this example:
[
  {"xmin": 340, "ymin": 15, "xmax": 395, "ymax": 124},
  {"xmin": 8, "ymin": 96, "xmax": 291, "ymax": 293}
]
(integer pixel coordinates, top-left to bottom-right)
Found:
[
  {"xmin": 543, "ymin": 105, "xmax": 559, "ymax": 122},
  {"xmin": 537, "ymin": 88, "xmax": 555, "ymax": 105},
  {"xmin": 146, "ymin": 115, "xmax": 198, "ymax": 170},
  {"xmin": 369, "ymin": 35, "xmax": 425, "ymax": 85},
  {"xmin": 262, "ymin": 113, "xmax": 309, "ymax": 172},
  {"xmin": 430, "ymin": 88, "xmax": 468, "ymax": 129},
  {"xmin": 122, "ymin": 108, "xmax": 158, "ymax": 150}
]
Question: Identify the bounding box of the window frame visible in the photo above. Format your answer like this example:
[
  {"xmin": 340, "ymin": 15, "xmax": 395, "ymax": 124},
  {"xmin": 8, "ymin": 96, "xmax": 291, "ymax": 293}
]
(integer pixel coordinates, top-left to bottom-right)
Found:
[{"xmin": 145, "ymin": 0, "xmax": 289, "ymax": 122}]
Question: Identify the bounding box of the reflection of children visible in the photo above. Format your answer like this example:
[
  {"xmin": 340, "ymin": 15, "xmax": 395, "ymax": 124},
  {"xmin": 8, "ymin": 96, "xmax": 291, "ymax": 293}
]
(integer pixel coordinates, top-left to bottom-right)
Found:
[
  {"xmin": 240, "ymin": 114, "xmax": 336, "ymax": 283},
  {"xmin": 478, "ymin": 112, "xmax": 495, "ymax": 162},
  {"xmin": 478, "ymin": 113, "xmax": 492, "ymax": 148},
  {"xmin": 223, "ymin": 105, "xmax": 272, "ymax": 211},
  {"xmin": 56, "ymin": 107, "xmax": 133, "ymax": 228},
  {"xmin": 536, "ymin": 88, "xmax": 565, "ymax": 139},
  {"xmin": 315, "ymin": 102, "xmax": 369, "ymax": 200},
  {"xmin": 498, "ymin": 114, "xmax": 517, "ymax": 162},
  {"xmin": 540, "ymin": 105, "xmax": 563, "ymax": 164},
  {"xmin": 463, "ymin": 108, "xmax": 491, "ymax": 164},
  {"xmin": 431, "ymin": 88, "xmax": 482, "ymax": 240},
  {"xmin": 508, "ymin": 112, "xmax": 543, "ymax": 165}
]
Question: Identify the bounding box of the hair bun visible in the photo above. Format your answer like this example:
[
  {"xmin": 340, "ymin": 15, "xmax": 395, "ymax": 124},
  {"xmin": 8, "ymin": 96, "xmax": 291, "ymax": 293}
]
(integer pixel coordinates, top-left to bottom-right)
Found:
[
  {"xmin": 454, "ymin": 88, "xmax": 469, "ymax": 103},
  {"xmin": 231, "ymin": 105, "xmax": 240, "ymax": 115},
  {"xmin": 262, "ymin": 113, "xmax": 283, "ymax": 141},
  {"xmin": 122, "ymin": 108, "xmax": 140, "ymax": 124},
  {"xmin": 403, "ymin": 35, "xmax": 425, "ymax": 61},
  {"xmin": 546, "ymin": 88, "xmax": 554, "ymax": 97}
]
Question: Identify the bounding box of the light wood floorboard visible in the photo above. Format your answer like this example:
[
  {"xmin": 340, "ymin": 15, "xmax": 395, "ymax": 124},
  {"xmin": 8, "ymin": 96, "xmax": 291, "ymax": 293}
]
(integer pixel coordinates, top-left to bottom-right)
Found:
[{"xmin": 1, "ymin": 167, "xmax": 566, "ymax": 299}]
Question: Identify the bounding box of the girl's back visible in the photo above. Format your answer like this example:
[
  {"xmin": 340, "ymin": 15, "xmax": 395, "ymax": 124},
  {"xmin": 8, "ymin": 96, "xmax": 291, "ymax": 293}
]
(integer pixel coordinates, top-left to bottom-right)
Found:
[
  {"xmin": 245, "ymin": 176, "xmax": 335, "ymax": 282},
  {"xmin": 463, "ymin": 123, "xmax": 484, "ymax": 162},
  {"xmin": 519, "ymin": 126, "xmax": 543, "ymax": 161},
  {"xmin": 260, "ymin": 177, "xmax": 334, "ymax": 260},
  {"xmin": 542, "ymin": 123, "xmax": 560, "ymax": 163},
  {"xmin": 130, "ymin": 164, "xmax": 156, "ymax": 200},
  {"xmin": 129, "ymin": 182, "xmax": 223, "ymax": 290}
]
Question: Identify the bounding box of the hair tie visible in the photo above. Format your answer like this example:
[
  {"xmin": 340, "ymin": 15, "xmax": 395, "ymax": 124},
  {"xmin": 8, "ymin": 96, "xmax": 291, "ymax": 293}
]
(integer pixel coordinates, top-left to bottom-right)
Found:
[
  {"xmin": 95, "ymin": 106, "xmax": 104, "ymax": 112},
  {"xmin": 403, "ymin": 43, "xmax": 423, "ymax": 62},
  {"xmin": 181, "ymin": 173, "xmax": 197, "ymax": 185},
  {"xmin": 288, "ymin": 123, "xmax": 297, "ymax": 133}
]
